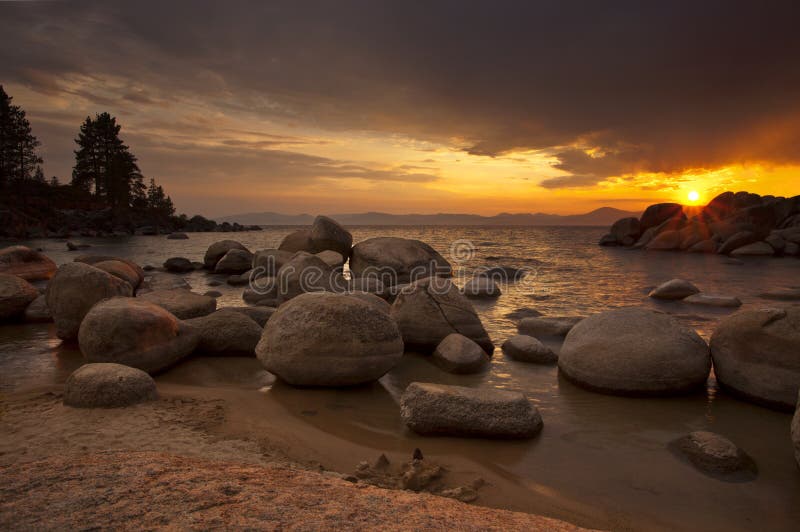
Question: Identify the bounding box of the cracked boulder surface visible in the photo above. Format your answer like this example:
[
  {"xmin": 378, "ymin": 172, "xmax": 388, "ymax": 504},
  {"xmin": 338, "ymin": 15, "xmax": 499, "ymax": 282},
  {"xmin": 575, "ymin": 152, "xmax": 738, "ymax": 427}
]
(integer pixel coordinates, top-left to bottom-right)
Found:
[{"xmin": 390, "ymin": 277, "xmax": 494, "ymax": 355}]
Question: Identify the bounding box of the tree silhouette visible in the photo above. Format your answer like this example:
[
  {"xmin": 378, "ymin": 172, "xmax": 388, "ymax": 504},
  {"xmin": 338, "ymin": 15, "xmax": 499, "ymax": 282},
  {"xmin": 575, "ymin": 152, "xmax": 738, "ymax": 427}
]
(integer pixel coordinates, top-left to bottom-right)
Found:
[
  {"xmin": 71, "ymin": 112, "xmax": 144, "ymax": 211},
  {"xmin": 0, "ymin": 85, "xmax": 43, "ymax": 186}
]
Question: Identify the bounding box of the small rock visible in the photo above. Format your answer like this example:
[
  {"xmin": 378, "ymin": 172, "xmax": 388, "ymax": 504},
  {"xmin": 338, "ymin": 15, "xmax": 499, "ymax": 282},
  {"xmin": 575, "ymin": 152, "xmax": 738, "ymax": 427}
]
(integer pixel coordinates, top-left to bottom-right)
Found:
[
  {"xmin": 63, "ymin": 363, "xmax": 158, "ymax": 408},
  {"xmin": 502, "ymin": 335, "xmax": 557, "ymax": 364},
  {"xmin": 670, "ymin": 431, "xmax": 756, "ymax": 479},
  {"xmin": 683, "ymin": 294, "xmax": 742, "ymax": 308},
  {"xmin": 461, "ymin": 277, "xmax": 502, "ymax": 299},
  {"xmin": 432, "ymin": 333, "xmax": 489, "ymax": 374},
  {"xmin": 166, "ymin": 232, "xmax": 189, "ymax": 240},
  {"xmin": 517, "ymin": 316, "xmax": 582, "ymax": 337},
  {"xmin": 648, "ymin": 279, "xmax": 700, "ymax": 300},
  {"xmin": 439, "ymin": 486, "xmax": 479, "ymax": 503},
  {"xmin": 164, "ymin": 257, "xmax": 194, "ymax": 273}
]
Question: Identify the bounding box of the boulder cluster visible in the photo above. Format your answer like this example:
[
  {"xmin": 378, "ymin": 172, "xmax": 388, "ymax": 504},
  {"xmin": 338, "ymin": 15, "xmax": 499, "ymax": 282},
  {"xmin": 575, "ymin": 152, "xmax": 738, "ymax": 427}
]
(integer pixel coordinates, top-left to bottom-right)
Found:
[{"xmin": 599, "ymin": 191, "xmax": 800, "ymax": 256}]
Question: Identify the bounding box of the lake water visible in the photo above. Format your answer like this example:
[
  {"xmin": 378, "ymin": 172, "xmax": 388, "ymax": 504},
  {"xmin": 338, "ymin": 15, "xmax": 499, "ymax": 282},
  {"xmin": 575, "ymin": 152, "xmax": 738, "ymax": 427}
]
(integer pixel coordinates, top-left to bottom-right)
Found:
[{"xmin": 1, "ymin": 226, "xmax": 799, "ymax": 530}]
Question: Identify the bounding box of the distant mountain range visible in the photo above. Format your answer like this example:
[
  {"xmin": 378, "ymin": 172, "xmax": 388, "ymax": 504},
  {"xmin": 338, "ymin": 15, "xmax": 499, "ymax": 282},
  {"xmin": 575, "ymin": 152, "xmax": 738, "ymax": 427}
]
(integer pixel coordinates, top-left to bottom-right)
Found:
[{"xmin": 218, "ymin": 207, "xmax": 640, "ymax": 227}]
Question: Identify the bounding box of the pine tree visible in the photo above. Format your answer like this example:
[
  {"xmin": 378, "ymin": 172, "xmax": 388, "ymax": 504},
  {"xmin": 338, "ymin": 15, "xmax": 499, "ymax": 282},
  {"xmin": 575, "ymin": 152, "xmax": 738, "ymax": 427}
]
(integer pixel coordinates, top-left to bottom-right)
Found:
[
  {"xmin": 71, "ymin": 112, "xmax": 144, "ymax": 211},
  {"xmin": 0, "ymin": 85, "xmax": 43, "ymax": 186}
]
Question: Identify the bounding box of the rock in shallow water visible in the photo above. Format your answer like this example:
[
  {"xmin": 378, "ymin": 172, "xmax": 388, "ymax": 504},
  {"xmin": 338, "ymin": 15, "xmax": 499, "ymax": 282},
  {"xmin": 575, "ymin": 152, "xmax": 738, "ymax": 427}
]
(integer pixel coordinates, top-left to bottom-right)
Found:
[
  {"xmin": 256, "ymin": 292, "xmax": 403, "ymax": 386},
  {"xmin": 63, "ymin": 363, "xmax": 158, "ymax": 408},
  {"xmin": 139, "ymin": 289, "xmax": 216, "ymax": 319},
  {"xmin": 502, "ymin": 334, "xmax": 557, "ymax": 364},
  {"xmin": 517, "ymin": 316, "xmax": 582, "ymax": 337},
  {"xmin": 0, "ymin": 245, "xmax": 57, "ymax": 281},
  {"xmin": 78, "ymin": 297, "xmax": 198, "ymax": 374},
  {"xmin": 710, "ymin": 307, "xmax": 800, "ymax": 410},
  {"xmin": 164, "ymin": 257, "xmax": 194, "ymax": 273},
  {"xmin": 24, "ymin": 294, "xmax": 52, "ymax": 323},
  {"xmin": 432, "ymin": 333, "xmax": 489, "ymax": 374},
  {"xmin": 683, "ymin": 293, "xmax": 742, "ymax": 308},
  {"xmin": 214, "ymin": 248, "xmax": 254, "ymax": 274},
  {"xmin": 0, "ymin": 273, "xmax": 39, "ymax": 321},
  {"xmin": 648, "ymin": 278, "xmax": 700, "ymax": 300},
  {"xmin": 203, "ymin": 240, "xmax": 249, "ymax": 270},
  {"xmin": 559, "ymin": 308, "xmax": 710, "ymax": 396},
  {"xmin": 185, "ymin": 309, "xmax": 262, "ymax": 356},
  {"xmin": 350, "ymin": 237, "xmax": 452, "ymax": 284},
  {"xmin": 400, "ymin": 382, "xmax": 542, "ymax": 438},
  {"xmin": 461, "ymin": 277, "xmax": 501, "ymax": 299},
  {"xmin": 669, "ymin": 431, "xmax": 756, "ymax": 479}
]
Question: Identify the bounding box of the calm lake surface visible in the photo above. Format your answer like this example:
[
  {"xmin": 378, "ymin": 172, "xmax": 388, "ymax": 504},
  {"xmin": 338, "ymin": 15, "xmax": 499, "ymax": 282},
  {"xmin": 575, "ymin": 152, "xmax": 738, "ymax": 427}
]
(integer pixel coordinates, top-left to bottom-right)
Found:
[{"xmin": 2, "ymin": 226, "xmax": 799, "ymax": 530}]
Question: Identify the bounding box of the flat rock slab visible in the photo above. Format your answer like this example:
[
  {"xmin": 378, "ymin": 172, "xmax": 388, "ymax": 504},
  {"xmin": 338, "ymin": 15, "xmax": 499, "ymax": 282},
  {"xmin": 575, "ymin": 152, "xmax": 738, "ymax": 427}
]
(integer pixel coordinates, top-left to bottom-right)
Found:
[
  {"xmin": 518, "ymin": 316, "xmax": 583, "ymax": 337},
  {"xmin": 400, "ymin": 382, "xmax": 542, "ymax": 439},
  {"xmin": 683, "ymin": 294, "xmax": 742, "ymax": 308},
  {"xmin": 668, "ymin": 431, "xmax": 757, "ymax": 481}
]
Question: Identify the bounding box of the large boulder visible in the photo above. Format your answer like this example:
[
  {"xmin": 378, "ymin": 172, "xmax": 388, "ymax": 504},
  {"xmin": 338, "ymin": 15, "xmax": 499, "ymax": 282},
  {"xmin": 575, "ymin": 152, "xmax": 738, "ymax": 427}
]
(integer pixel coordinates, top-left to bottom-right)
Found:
[
  {"xmin": 688, "ymin": 239, "xmax": 718, "ymax": 253},
  {"xmin": 390, "ymin": 277, "xmax": 493, "ymax": 355},
  {"xmin": 645, "ymin": 230, "xmax": 682, "ymax": 251},
  {"xmin": 710, "ymin": 307, "xmax": 800, "ymax": 410},
  {"xmin": 214, "ymin": 248, "xmax": 254, "ymax": 274},
  {"xmin": 252, "ymin": 249, "xmax": 295, "ymax": 276},
  {"xmin": 0, "ymin": 245, "xmax": 57, "ymax": 281},
  {"xmin": 163, "ymin": 257, "xmax": 194, "ymax": 273},
  {"xmin": 78, "ymin": 297, "xmax": 198, "ymax": 374},
  {"xmin": 24, "ymin": 294, "xmax": 52, "ymax": 323},
  {"xmin": 501, "ymin": 334, "xmax": 557, "ymax": 364},
  {"xmin": 729, "ymin": 241, "xmax": 775, "ymax": 256},
  {"xmin": 203, "ymin": 240, "xmax": 249, "ymax": 270},
  {"xmin": 73, "ymin": 255, "xmax": 145, "ymax": 285},
  {"xmin": 0, "ymin": 273, "xmax": 39, "ymax": 321},
  {"xmin": 648, "ymin": 279, "xmax": 700, "ymax": 300},
  {"xmin": 517, "ymin": 316, "xmax": 582, "ymax": 337},
  {"xmin": 275, "ymin": 252, "xmax": 339, "ymax": 303},
  {"xmin": 310, "ymin": 215, "xmax": 352, "ymax": 257},
  {"xmin": 400, "ymin": 382, "xmax": 542, "ymax": 438},
  {"xmin": 63, "ymin": 363, "xmax": 158, "ymax": 408},
  {"xmin": 559, "ymin": 308, "xmax": 711, "ymax": 395},
  {"xmin": 610, "ymin": 217, "xmax": 641, "ymax": 246},
  {"xmin": 93, "ymin": 260, "xmax": 142, "ymax": 290},
  {"xmin": 719, "ymin": 231, "xmax": 758, "ymax": 255},
  {"xmin": 138, "ymin": 289, "xmax": 216, "ymax": 319},
  {"xmin": 315, "ymin": 250, "xmax": 346, "ymax": 269},
  {"xmin": 792, "ymin": 391, "xmax": 800, "ymax": 468},
  {"xmin": 639, "ymin": 203, "xmax": 685, "ymax": 233},
  {"xmin": 350, "ymin": 237, "xmax": 451, "ymax": 285},
  {"xmin": 226, "ymin": 306, "xmax": 276, "ymax": 327},
  {"xmin": 432, "ymin": 334, "xmax": 489, "ymax": 374},
  {"xmin": 256, "ymin": 292, "xmax": 403, "ymax": 386},
  {"xmin": 185, "ymin": 309, "xmax": 262, "ymax": 356},
  {"xmin": 278, "ymin": 229, "xmax": 315, "ymax": 253},
  {"xmin": 46, "ymin": 262, "xmax": 133, "ymax": 340},
  {"xmin": 461, "ymin": 277, "xmax": 501, "ymax": 299}
]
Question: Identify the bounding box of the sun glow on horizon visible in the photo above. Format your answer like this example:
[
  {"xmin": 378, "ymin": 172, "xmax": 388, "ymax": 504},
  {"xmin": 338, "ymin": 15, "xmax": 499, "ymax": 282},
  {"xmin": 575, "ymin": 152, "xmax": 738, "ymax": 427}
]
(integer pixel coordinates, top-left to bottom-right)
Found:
[{"xmin": 688, "ymin": 190, "xmax": 700, "ymax": 203}]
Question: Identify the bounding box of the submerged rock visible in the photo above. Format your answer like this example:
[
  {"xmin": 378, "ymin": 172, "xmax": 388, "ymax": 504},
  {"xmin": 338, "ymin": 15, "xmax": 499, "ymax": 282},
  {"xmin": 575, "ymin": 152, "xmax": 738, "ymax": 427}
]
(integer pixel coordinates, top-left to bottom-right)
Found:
[
  {"xmin": 517, "ymin": 316, "xmax": 582, "ymax": 337},
  {"xmin": 63, "ymin": 363, "xmax": 158, "ymax": 408},
  {"xmin": 163, "ymin": 257, "xmax": 194, "ymax": 273},
  {"xmin": 185, "ymin": 309, "xmax": 262, "ymax": 356},
  {"xmin": 400, "ymin": 382, "xmax": 542, "ymax": 438},
  {"xmin": 648, "ymin": 279, "xmax": 700, "ymax": 300},
  {"xmin": 166, "ymin": 232, "xmax": 188, "ymax": 240},
  {"xmin": 461, "ymin": 277, "xmax": 501, "ymax": 299},
  {"xmin": 559, "ymin": 308, "xmax": 710, "ymax": 395},
  {"xmin": 138, "ymin": 289, "xmax": 216, "ymax": 319},
  {"xmin": 432, "ymin": 334, "xmax": 490, "ymax": 374},
  {"xmin": 46, "ymin": 262, "xmax": 133, "ymax": 340},
  {"xmin": 683, "ymin": 294, "xmax": 742, "ymax": 308},
  {"xmin": 391, "ymin": 277, "xmax": 493, "ymax": 355},
  {"xmin": 0, "ymin": 273, "xmax": 40, "ymax": 321},
  {"xmin": 504, "ymin": 307, "xmax": 542, "ymax": 321},
  {"xmin": 501, "ymin": 334, "xmax": 557, "ymax": 364},
  {"xmin": 710, "ymin": 307, "xmax": 800, "ymax": 410},
  {"xmin": 670, "ymin": 431, "xmax": 756, "ymax": 479},
  {"xmin": 0, "ymin": 245, "xmax": 57, "ymax": 281},
  {"xmin": 78, "ymin": 297, "xmax": 198, "ymax": 374},
  {"xmin": 256, "ymin": 292, "xmax": 403, "ymax": 386}
]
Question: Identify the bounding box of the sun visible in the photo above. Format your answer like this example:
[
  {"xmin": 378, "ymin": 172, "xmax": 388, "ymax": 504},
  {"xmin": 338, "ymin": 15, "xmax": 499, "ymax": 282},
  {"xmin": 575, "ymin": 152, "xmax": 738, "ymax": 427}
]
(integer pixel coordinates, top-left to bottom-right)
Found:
[{"xmin": 688, "ymin": 190, "xmax": 700, "ymax": 203}]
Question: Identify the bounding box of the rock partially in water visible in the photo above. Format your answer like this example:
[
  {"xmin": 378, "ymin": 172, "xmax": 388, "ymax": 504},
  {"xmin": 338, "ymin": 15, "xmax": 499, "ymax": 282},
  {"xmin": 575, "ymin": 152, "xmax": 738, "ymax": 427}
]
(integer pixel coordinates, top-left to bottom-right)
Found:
[
  {"xmin": 461, "ymin": 277, "xmax": 501, "ymax": 299},
  {"xmin": 24, "ymin": 294, "xmax": 52, "ymax": 323},
  {"xmin": 310, "ymin": 215, "xmax": 352, "ymax": 257},
  {"xmin": 648, "ymin": 279, "xmax": 700, "ymax": 300},
  {"xmin": 719, "ymin": 231, "xmax": 758, "ymax": 255},
  {"xmin": 0, "ymin": 245, "xmax": 57, "ymax": 281},
  {"xmin": 350, "ymin": 237, "xmax": 452, "ymax": 285},
  {"xmin": 66, "ymin": 240, "xmax": 91, "ymax": 251},
  {"xmin": 517, "ymin": 316, "xmax": 582, "ymax": 337},
  {"xmin": 759, "ymin": 288, "xmax": 800, "ymax": 301},
  {"xmin": 63, "ymin": 363, "xmax": 158, "ymax": 408},
  {"xmin": 730, "ymin": 241, "xmax": 775, "ymax": 256},
  {"xmin": 645, "ymin": 230, "xmax": 682, "ymax": 250},
  {"xmin": 683, "ymin": 293, "xmax": 742, "ymax": 308},
  {"xmin": 166, "ymin": 232, "xmax": 188, "ymax": 240},
  {"xmin": 225, "ymin": 306, "xmax": 275, "ymax": 327},
  {"xmin": 400, "ymin": 382, "xmax": 542, "ymax": 438},
  {"xmin": 78, "ymin": 297, "xmax": 198, "ymax": 374},
  {"xmin": 391, "ymin": 277, "xmax": 493, "ymax": 355},
  {"xmin": 639, "ymin": 203, "xmax": 685, "ymax": 233},
  {"xmin": 185, "ymin": 309, "xmax": 262, "ymax": 356},
  {"xmin": 504, "ymin": 308, "xmax": 542, "ymax": 321},
  {"xmin": 559, "ymin": 308, "xmax": 711, "ymax": 396},
  {"xmin": 140, "ymin": 272, "xmax": 191, "ymax": 292},
  {"xmin": 502, "ymin": 334, "xmax": 557, "ymax": 364},
  {"xmin": 139, "ymin": 288, "xmax": 216, "ymax": 319},
  {"xmin": 214, "ymin": 248, "xmax": 254, "ymax": 274},
  {"xmin": 256, "ymin": 292, "xmax": 403, "ymax": 386},
  {"xmin": 163, "ymin": 257, "xmax": 194, "ymax": 273},
  {"xmin": 710, "ymin": 307, "xmax": 800, "ymax": 410},
  {"xmin": 46, "ymin": 262, "xmax": 133, "ymax": 340},
  {"xmin": 669, "ymin": 431, "xmax": 756, "ymax": 480},
  {"xmin": 688, "ymin": 239, "xmax": 718, "ymax": 253},
  {"xmin": 203, "ymin": 240, "xmax": 249, "ymax": 270},
  {"xmin": 432, "ymin": 333, "xmax": 489, "ymax": 374},
  {"xmin": 0, "ymin": 273, "xmax": 39, "ymax": 321}
]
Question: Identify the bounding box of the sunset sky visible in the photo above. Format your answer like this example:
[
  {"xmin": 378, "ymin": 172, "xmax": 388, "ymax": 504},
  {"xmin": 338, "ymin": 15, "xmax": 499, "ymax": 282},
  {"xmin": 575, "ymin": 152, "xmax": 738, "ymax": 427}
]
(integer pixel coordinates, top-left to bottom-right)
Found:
[{"xmin": 2, "ymin": 1, "xmax": 800, "ymax": 217}]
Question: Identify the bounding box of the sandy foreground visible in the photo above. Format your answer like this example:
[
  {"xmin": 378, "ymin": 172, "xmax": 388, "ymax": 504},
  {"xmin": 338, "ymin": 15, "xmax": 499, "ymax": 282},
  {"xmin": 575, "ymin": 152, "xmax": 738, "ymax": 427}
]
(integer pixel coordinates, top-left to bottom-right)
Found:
[{"xmin": 0, "ymin": 389, "xmax": 589, "ymax": 531}]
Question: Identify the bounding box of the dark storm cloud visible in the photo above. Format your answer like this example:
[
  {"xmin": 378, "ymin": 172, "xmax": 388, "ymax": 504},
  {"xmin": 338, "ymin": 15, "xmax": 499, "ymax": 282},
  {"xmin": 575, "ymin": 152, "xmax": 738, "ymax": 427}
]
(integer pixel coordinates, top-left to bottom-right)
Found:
[{"xmin": 2, "ymin": 0, "xmax": 800, "ymax": 185}]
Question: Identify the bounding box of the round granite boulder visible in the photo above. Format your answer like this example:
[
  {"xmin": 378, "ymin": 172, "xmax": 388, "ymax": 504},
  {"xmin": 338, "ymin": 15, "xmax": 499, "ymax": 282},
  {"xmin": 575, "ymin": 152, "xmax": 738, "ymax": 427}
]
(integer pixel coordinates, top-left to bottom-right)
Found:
[
  {"xmin": 203, "ymin": 240, "xmax": 249, "ymax": 270},
  {"xmin": 214, "ymin": 248, "xmax": 254, "ymax": 274},
  {"xmin": 310, "ymin": 215, "xmax": 352, "ymax": 257},
  {"xmin": 432, "ymin": 333, "xmax": 489, "ymax": 374},
  {"xmin": 256, "ymin": 292, "xmax": 403, "ymax": 386},
  {"xmin": 46, "ymin": 262, "xmax": 133, "ymax": 340},
  {"xmin": 78, "ymin": 297, "xmax": 198, "ymax": 374},
  {"xmin": 185, "ymin": 309, "xmax": 262, "ymax": 356},
  {"xmin": 0, "ymin": 245, "xmax": 57, "ymax": 281},
  {"xmin": 710, "ymin": 307, "xmax": 800, "ymax": 410},
  {"xmin": 461, "ymin": 277, "xmax": 501, "ymax": 299},
  {"xmin": 63, "ymin": 363, "xmax": 158, "ymax": 408},
  {"xmin": 0, "ymin": 273, "xmax": 40, "ymax": 321},
  {"xmin": 350, "ymin": 237, "xmax": 451, "ymax": 285},
  {"xmin": 164, "ymin": 257, "xmax": 194, "ymax": 273},
  {"xmin": 648, "ymin": 279, "xmax": 700, "ymax": 300},
  {"xmin": 559, "ymin": 308, "xmax": 711, "ymax": 395},
  {"xmin": 93, "ymin": 260, "xmax": 142, "ymax": 290},
  {"xmin": 502, "ymin": 334, "xmax": 557, "ymax": 364}
]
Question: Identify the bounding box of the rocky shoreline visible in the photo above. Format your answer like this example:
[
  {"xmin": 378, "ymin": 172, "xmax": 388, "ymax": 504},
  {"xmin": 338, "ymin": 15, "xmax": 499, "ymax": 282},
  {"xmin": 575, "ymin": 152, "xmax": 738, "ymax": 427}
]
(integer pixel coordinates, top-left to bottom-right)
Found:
[{"xmin": 599, "ymin": 191, "xmax": 800, "ymax": 256}]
